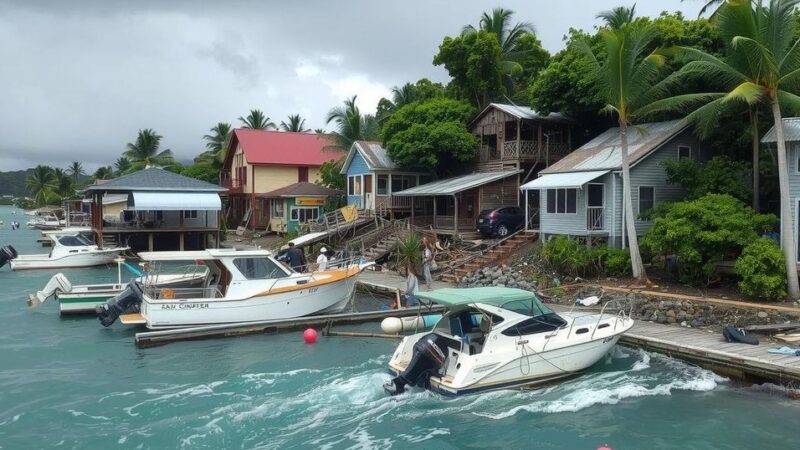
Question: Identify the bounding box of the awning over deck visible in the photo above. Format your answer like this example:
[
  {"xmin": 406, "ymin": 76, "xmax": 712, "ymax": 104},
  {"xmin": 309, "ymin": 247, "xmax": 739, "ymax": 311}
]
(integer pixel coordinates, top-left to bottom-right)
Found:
[
  {"xmin": 394, "ymin": 169, "xmax": 522, "ymax": 196},
  {"xmin": 520, "ymin": 170, "xmax": 609, "ymax": 190},
  {"xmin": 128, "ymin": 192, "xmax": 222, "ymax": 211}
]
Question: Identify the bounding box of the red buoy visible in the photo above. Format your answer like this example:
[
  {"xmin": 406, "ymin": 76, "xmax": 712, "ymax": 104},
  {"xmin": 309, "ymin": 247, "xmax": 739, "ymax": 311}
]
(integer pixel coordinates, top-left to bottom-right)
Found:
[
  {"xmin": 597, "ymin": 446, "xmax": 613, "ymax": 450},
  {"xmin": 303, "ymin": 328, "xmax": 318, "ymax": 344}
]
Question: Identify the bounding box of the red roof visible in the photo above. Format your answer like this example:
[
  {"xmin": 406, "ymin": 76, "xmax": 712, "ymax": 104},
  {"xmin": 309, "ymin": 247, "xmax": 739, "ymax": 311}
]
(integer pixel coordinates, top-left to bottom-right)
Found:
[{"xmin": 225, "ymin": 129, "xmax": 341, "ymax": 168}]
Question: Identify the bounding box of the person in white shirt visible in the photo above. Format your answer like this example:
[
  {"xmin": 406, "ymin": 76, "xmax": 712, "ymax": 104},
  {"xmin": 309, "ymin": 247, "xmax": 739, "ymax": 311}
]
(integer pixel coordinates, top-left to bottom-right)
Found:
[
  {"xmin": 316, "ymin": 247, "xmax": 329, "ymax": 271},
  {"xmin": 395, "ymin": 264, "xmax": 419, "ymax": 308}
]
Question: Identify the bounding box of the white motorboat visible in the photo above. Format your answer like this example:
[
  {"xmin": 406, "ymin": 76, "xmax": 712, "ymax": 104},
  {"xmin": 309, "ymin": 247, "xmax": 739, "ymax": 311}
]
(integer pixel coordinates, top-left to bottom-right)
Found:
[
  {"xmin": 384, "ymin": 287, "xmax": 634, "ymax": 397},
  {"xmin": 7, "ymin": 227, "xmax": 129, "ymax": 270},
  {"xmin": 29, "ymin": 258, "xmax": 209, "ymax": 315},
  {"xmin": 33, "ymin": 214, "xmax": 65, "ymax": 230},
  {"xmin": 97, "ymin": 248, "xmax": 373, "ymax": 329}
]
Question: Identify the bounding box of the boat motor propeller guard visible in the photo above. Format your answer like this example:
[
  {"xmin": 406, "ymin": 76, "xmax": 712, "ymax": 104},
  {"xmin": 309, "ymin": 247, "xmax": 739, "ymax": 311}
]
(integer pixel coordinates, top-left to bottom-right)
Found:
[
  {"xmin": 97, "ymin": 280, "xmax": 144, "ymax": 327},
  {"xmin": 0, "ymin": 245, "xmax": 18, "ymax": 269},
  {"xmin": 384, "ymin": 333, "xmax": 446, "ymax": 395}
]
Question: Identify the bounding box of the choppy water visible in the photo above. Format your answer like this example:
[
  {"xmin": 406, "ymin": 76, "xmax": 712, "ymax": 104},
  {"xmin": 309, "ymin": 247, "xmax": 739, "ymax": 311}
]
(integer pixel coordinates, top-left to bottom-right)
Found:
[{"xmin": 1, "ymin": 205, "xmax": 798, "ymax": 449}]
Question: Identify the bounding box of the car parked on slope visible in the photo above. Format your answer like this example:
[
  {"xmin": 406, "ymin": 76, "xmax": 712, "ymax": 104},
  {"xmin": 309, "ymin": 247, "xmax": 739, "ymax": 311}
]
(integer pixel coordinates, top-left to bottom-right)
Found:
[{"xmin": 476, "ymin": 206, "xmax": 524, "ymax": 238}]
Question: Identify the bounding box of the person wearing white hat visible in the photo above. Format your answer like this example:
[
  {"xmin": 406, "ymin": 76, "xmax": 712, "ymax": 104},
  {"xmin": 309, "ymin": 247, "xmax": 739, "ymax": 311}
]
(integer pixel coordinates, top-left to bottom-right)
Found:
[{"xmin": 316, "ymin": 246, "xmax": 329, "ymax": 271}]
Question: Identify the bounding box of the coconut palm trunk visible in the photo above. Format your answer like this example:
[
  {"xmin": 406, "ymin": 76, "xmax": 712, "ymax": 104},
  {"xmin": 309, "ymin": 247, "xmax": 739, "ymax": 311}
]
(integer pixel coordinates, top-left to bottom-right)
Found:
[
  {"xmin": 619, "ymin": 122, "xmax": 646, "ymax": 279},
  {"xmin": 750, "ymin": 109, "xmax": 759, "ymax": 211},
  {"xmin": 769, "ymin": 99, "xmax": 800, "ymax": 299}
]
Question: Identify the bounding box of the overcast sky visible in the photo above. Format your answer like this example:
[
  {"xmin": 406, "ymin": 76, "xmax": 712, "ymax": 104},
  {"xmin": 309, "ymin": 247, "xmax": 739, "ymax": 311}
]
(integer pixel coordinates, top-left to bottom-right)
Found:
[{"xmin": 0, "ymin": 0, "xmax": 704, "ymax": 171}]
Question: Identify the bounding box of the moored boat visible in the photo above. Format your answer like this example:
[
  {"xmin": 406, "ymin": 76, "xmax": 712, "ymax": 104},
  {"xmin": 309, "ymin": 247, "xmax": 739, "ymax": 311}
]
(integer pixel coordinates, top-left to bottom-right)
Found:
[
  {"xmin": 8, "ymin": 227, "xmax": 129, "ymax": 270},
  {"xmin": 383, "ymin": 287, "xmax": 634, "ymax": 396},
  {"xmin": 97, "ymin": 248, "xmax": 372, "ymax": 329}
]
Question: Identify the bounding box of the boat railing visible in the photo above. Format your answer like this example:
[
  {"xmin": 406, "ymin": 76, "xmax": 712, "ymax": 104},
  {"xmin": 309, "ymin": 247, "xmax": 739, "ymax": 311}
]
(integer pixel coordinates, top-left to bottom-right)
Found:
[{"xmin": 590, "ymin": 298, "xmax": 633, "ymax": 340}]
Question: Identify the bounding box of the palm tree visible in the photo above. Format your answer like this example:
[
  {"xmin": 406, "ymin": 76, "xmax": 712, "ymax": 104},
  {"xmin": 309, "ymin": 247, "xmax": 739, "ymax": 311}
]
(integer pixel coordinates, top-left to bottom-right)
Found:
[
  {"xmin": 597, "ymin": 4, "xmax": 636, "ymax": 29},
  {"xmin": 93, "ymin": 166, "xmax": 114, "ymax": 180},
  {"xmin": 325, "ymin": 96, "xmax": 379, "ymax": 150},
  {"xmin": 314, "ymin": 128, "xmax": 327, "ymax": 134},
  {"xmin": 26, "ymin": 165, "xmax": 55, "ymax": 206},
  {"xmin": 238, "ymin": 109, "xmax": 276, "ymax": 130},
  {"xmin": 582, "ymin": 24, "xmax": 670, "ymax": 281},
  {"xmin": 53, "ymin": 168, "xmax": 73, "ymax": 198},
  {"xmin": 280, "ymin": 114, "xmax": 310, "ymax": 132},
  {"xmin": 114, "ymin": 157, "xmax": 132, "ymax": 175},
  {"xmin": 645, "ymin": 0, "xmax": 800, "ymax": 298},
  {"xmin": 202, "ymin": 122, "xmax": 232, "ymax": 153},
  {"xmin": 123, "ymin": 129, "xmax": 174, "ymax": 170},
  {"xmin": 462, "ymin": 8, "xmax": 536, "ymax": 94},
  {"xmin": 67, "ymin": 161, "xmax": 84, "ymax": 182}
]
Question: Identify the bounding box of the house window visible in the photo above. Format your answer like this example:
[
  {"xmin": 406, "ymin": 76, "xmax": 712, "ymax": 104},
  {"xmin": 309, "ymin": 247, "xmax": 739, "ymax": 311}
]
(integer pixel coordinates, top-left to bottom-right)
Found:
[
  {"xmin": 639, "ymin": 186, "xmax": 655, "ymax": 217},
  {"xmin": 298, "ymin": 167, "xmax": 309, "ymax": 182},
  {"xmin": 678, "ymin": 145, "xmax": 692, "ymax": 161},
  {"xmin": 391, "ymin": 175, "xmax": 416, "ymax": 193},
  {"xmin": 183, "ymin": 210, "xmax": 198, "ymax": 219},
  {"xmin": 290, "ymin": 206, "xmax": 320, "ymax": 222},
  {"xmin": 271, "ymin": 201, "xmax": 284, "ymax": 218},
  {"xmin": 546, "ymin": 188, "xmax": 576, "ymax": 214},
  {"xmin": 348, "ymin": 176, "xmax": 362, "ymax": 196},
  {"xmin": 377, "ymin": 175, "xmax": 388, "ymax": 195}
]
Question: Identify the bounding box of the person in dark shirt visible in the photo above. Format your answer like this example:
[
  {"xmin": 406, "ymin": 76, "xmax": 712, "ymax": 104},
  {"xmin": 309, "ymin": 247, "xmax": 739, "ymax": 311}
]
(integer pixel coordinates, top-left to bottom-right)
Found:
[{"xmin": 285, "ymin": 242, "xmax": 306, "ymax": 272}]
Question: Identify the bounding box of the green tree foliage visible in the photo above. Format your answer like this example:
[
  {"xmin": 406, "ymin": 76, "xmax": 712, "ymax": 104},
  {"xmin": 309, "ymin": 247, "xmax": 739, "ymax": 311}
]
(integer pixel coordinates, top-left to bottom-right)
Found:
[
  {"xmin": 25, "ymin": 165, "xmax": 55, "ymax": 206},
  {"xmin": 318, "ymin": 158, "xmax": 346, "ymax": 192},
  {"xmin": 434, "ymin": 30, "xmax": 506, "ymax": 108},
  {"xmin": 93, "ymin": 166, "xmax": 114, "ymax": 180},
  {"xmin": 376, "ymin": 79, "xmax": 446, "ymax": 123},
  {"xmin": 114, "ymin": 156, "xmax": 132, "ymax": 175},
  {"xmin": 641, "ymin": 194, "xmax": 776, "ymax": 285},
  {"xmin": 123, "ymin": 129, "xmax": 175, "ymax": 171},
  {"xmin": 67, "ymin": 161, "xmax": 84, "ymax": 182},
  {"xmin": 238, "ymin": 109, "xmax": 276, "ymax": 130},
  {"xmin": 181, "ymin": 164, "xmax": 219, "ymax": 183},
  {"xmin": 326, "ymin": 95, "xmax": 379, "ymax": 150},
  {"xmin": 380, "ymin": 98, "xmax": 476, "ymax": 172},
  {"xmin": 597, "ymin": 5, "xmax": 637, "ymax": 29},
  {"xmin": 280, "ymin": 114, "xmax": 310, "ymax": 132},
  {"xmin": 52, "ymin": 168, "xmax": 73, "ymax": 198},
  {"xmin": 735, "ymin": 237, "xmax": 786, "ymax": 300},
  {"xmin": 541, "ymin": 236, "xmax": 632, "ymax": 278},
  {"xmin": 662, "ymin": 155, "xmax": 751, "ymax": 202}
]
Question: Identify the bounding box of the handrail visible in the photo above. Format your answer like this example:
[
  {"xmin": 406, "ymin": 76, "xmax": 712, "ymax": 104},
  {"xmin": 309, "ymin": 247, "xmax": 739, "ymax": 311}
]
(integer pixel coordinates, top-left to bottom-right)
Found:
[
  {"xmin": 436, "ymin": 228, "xmax": 526, "ymax": 279},
  {"xmin": 589, "ymin": 298, "xmax": 632, "ymax": 340}
]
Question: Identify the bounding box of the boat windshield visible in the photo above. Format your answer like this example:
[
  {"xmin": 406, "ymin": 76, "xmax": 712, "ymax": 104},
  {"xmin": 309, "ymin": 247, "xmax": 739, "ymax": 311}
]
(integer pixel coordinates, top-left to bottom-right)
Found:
[
  {"xmin": 233, "ymin": 257, "xmax": 289, "ymax": 279},
  {"xmin": 57, "ymin": 234, "xmax": 94, "ymax": 247},
  {"xmin": 500, "ymin": 298, "xmax": 555, "ymax": 318}
]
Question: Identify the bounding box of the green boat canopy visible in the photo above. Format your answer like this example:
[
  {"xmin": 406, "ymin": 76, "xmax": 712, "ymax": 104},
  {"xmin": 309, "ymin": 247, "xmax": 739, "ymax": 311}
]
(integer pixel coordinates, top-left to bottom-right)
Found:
[{"xmin": 414, "ymin": 287, "xmax": 538, "ymax": 308}]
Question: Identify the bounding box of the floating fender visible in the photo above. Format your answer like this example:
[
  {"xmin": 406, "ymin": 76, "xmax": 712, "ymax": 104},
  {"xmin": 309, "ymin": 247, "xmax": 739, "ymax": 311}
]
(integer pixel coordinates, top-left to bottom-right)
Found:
[
  {"xmin": 97, "ymin": 280, "xmax": 144, "ymax": 327},
  {"xmin": 381, "ymin": 314, "xmax": 442, "ymax": 334},
  {"xmin": 723, "ymin": 325, "xmax": 759, "ymax": 345},
  {"xmin": 0, "ymin": 245, "xmax": 18, "ymax": 269}
]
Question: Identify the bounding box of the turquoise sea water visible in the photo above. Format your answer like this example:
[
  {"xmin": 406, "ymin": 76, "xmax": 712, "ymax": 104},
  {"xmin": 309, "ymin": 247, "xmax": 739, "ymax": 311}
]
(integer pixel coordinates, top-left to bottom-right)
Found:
[{"xmin": 0, "ymin": 204, "xmax": 799, "ymax": 449}]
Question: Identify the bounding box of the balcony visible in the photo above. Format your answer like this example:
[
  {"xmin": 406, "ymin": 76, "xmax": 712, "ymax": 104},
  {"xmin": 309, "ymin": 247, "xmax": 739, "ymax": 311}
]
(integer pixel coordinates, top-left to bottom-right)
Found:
[
  {"xmin": 587, "ymin": 206, "xmax": 605, "ymax": 231},
  {"xmin": 479, "ymin": 140, "xmax": 572, "ymax": 165},
  {"xmin": 221, "ymin": 178, "xmax": 243, "ymax": 194}
]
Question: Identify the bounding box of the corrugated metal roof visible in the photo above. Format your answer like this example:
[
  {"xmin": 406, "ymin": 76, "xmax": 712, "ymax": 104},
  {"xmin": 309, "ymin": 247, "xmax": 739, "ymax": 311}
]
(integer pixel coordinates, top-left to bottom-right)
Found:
[
  {"xmin": 227, "ymin": 129, "xmax": 340, "ymax": 166},
  {"xmin": 353, "ymin": 141, "xmax": 398, "ymax": 170},
  {"xmin": 761, "ymin": 117, "xmax": 800, "ymax": 143},
  {"xmin": 258, "ymin": 181, "xmax": 341, "ymax": 198},
  {"xmin": 541, "ymin": 120, "xmax": 687, "ymax": 174},
  {"xmin": 85, "ymin": 168, "xmax": 226, "ymax": 192},
  {"xmin": 520, "ymin": 170, "xmax": 610, "ymax": 190},
  {"xmin": 394, "ymin": 170, "xmax": 522, "ymax": 196},
  {"xmin": 470, "ymin": 103, "xmax": 573, "ymax": 127}
]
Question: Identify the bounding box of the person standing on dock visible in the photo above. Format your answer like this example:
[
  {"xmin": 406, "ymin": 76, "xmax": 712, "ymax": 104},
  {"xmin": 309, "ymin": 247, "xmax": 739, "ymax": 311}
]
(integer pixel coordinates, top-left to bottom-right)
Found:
[
  {"xmin": 396, "ymin": 264, "xmax": 419, "ymax": 308},
  {"xmin": 316, "ymin": 247, "xmax": 328, "ymax": 271},
  {"xmin": 422, "ymin": 237, "xmax": 433, "ymax": 291},
  {"xmin": 286, "ymin": 242, "xmax": 306, "ymax": 272}
]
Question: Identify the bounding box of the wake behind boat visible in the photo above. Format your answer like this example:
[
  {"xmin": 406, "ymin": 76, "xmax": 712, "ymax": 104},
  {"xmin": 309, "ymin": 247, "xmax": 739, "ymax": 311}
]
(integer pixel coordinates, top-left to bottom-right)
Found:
[
  {"xmin": 7, "ymin": 227, "xmax": 129, "ymax": 270},
  {"xmin": 384, "ymin": 287, "xmax": 634, "ymax": 397},
  {"xmin": 97, "ymin": 248, "xmax": 373, "ymax": 329}
]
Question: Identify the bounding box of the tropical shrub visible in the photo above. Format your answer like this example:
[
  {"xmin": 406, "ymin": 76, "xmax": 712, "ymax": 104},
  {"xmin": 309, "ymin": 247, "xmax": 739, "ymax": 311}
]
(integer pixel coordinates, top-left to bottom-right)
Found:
[
  {"xmin": 640, "ymin": 194, "xmax": 776, "ymax": 285},
  {"xmin": 662, "ymin": 155, "xmax": 751, "ymax": 203},
  {"xmin": 735, "ymin": 238, "xmax": 786, "ymax": 301},
  {"xmin": 541, "ymin": 236, "xmax": 631, "ymax": 278},
  {"xmin": 396, "ymin": 232, "xmax": 422, "ymax": 275}
]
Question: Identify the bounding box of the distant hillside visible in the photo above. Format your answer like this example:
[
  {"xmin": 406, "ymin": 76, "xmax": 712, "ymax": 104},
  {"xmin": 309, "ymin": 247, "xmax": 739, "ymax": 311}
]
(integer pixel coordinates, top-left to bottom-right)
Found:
[{"xmin": 0, "ymin": 169, "xmax": 33, "ymax": 197}]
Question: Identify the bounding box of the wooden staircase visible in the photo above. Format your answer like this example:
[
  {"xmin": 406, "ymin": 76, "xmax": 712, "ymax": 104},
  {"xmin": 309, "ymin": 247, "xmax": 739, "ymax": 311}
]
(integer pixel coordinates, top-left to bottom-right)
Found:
[
  {"xmin": 347, "ymin": 218, "xmax": 409, "ymax": 263},
  {"xmin": 439, "ymin": 232, "xmax": 538, "ymax": 283}
]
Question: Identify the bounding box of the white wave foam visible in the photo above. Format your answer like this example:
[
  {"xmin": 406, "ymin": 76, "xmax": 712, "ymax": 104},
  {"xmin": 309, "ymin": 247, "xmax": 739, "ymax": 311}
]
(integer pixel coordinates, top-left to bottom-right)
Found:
[{"xmin": 67, "ymin": 410, "xmax": 111, "ymax": 421}]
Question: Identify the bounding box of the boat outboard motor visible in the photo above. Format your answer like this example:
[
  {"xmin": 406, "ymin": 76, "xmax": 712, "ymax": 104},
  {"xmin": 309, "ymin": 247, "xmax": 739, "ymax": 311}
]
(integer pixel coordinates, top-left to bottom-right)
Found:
[
  {"xmin": 97, "ymin": 280, "xmax": 144, "ymax": 327},
  {"xmin": 0, "ymin": 245, "xmax": 18, "ymax": 269},
  {"xmin": 384, "ymin": 333, "xmax": 446, "ymax": 395}
]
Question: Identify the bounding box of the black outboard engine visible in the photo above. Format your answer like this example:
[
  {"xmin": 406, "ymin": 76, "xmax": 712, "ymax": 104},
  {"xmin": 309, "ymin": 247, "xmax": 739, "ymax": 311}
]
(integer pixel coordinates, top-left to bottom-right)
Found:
[
  {"xmin": 0, "ymin": 245, "xmax": 18, "ymax": 269},
  {"xmin": 384, "ymin": 333, "xmax": 446, "ymax": 395},
  {"xmin": 97, "ymin": 280, "xmax": 144, "ymax": 327}
]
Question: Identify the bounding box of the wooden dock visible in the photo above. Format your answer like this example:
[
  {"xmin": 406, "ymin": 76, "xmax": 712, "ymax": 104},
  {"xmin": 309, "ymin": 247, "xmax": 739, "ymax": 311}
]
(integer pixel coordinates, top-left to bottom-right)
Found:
[
  {"xmin": 620, "ymin": 320, "xmax": 800, "ymax": 384},
  {"xmin": 357, "ymin": 270, "xmax": 453, "ymax": 295}
]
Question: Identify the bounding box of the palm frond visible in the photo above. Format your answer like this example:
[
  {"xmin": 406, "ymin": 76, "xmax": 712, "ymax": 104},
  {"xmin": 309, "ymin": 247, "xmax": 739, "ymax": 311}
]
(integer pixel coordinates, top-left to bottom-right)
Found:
[{"xmin": 724, "ymin": 81, "xmax": 768, "ymax": 104}]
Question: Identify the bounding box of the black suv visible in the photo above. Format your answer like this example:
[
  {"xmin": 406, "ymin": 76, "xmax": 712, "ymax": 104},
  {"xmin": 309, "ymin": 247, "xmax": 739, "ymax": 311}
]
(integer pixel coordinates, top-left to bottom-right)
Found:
[{"xmin": 476, "ymin": 206, "xmax": 524, "ymax": 237}]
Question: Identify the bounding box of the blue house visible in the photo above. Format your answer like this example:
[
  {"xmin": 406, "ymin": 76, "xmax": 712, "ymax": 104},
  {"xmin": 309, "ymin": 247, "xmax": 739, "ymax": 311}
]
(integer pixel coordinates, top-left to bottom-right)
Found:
[
  {"xmin": 521, "ymin": 120, "xmax": 710, "ymax": 247},
  {"xmin": 339, "ymin": 141, "xmax": 429, "ymax": 213},
  {"xmin": 762, "ymin": 118, "xmax": 800, "ymax": 260}
]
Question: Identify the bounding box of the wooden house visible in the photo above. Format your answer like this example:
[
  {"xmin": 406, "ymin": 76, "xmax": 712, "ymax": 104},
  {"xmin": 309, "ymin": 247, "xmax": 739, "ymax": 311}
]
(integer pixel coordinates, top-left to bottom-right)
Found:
[
  {"xmin": 220, "ymin": 130, "xmax": 342, "ymax": 230},
  {"xmin": 258, "ymin": 181, "xmax": 341, "ymax": 234},
  {"xmin": 521, "ymin": 119, "xmax": 709, "ymax": 247},
  {"xmin": 762, "ymin": 118, "xmax": 800, "ymax": 260}
]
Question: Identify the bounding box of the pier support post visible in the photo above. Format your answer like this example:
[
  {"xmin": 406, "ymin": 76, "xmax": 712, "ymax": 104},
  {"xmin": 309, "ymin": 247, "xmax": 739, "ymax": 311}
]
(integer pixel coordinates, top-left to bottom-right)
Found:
[{"xmin": 148, "ymin": 233, "xmax": 154, "ymax": 252}]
